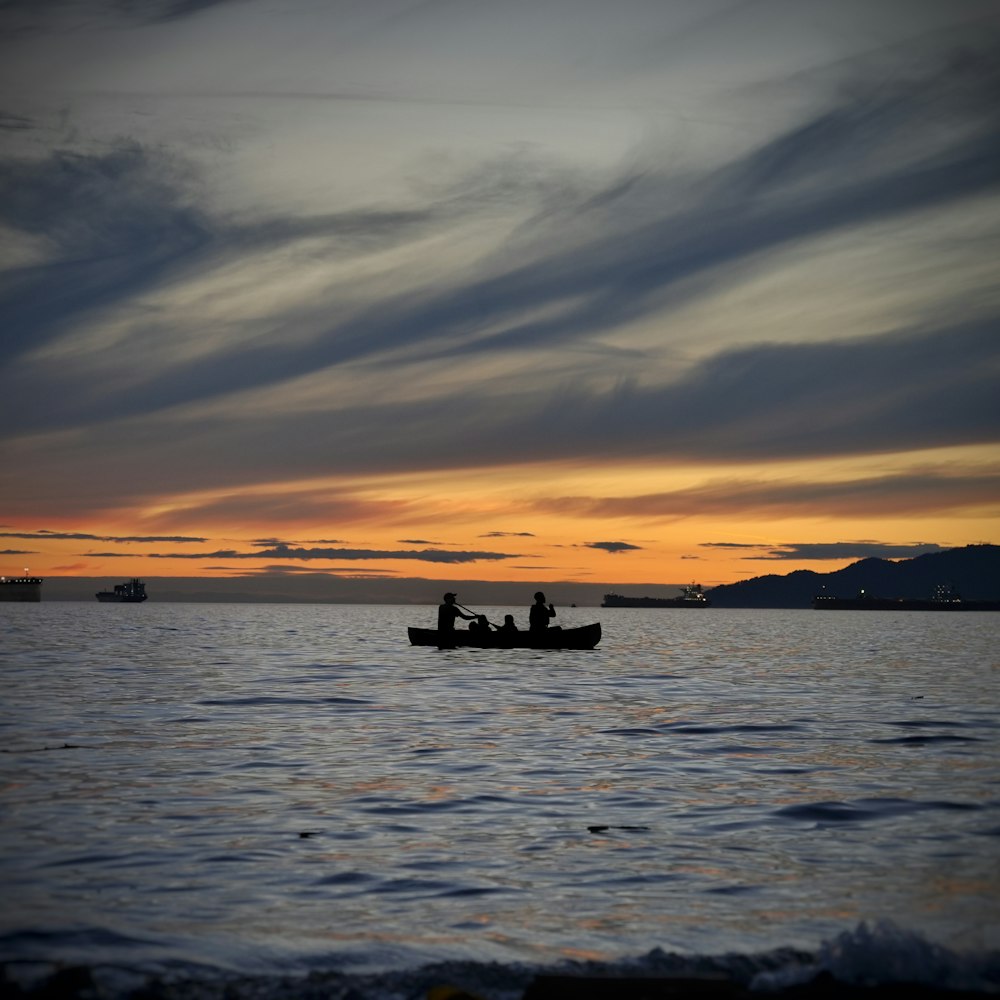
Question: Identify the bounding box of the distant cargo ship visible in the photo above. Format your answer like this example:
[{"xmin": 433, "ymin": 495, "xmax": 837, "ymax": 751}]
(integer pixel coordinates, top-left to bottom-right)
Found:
[
  {"xmin": 602, "ymin": 583, "xmax": 711, "ymax": 608},
  {"xmin": 814, "ymin": 584, "xmax": 1000, "ymax": 612},
  {"xmin": 96, "ymin": 579, "xmax": 148, "ymax": 603},
  {"xmin": 0, "ymin": 574, "xmax": 43, "ymax": 602}
]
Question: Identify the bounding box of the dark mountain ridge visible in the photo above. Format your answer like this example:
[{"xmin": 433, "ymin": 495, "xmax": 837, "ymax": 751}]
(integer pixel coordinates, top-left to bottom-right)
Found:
[{"xmin": 707, "ymin": 544, "xmax": 999, "ymax": 608}]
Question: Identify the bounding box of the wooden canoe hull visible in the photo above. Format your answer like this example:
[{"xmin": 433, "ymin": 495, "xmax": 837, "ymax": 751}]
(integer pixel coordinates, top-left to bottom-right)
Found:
[{"xmin": 408, "ymin": 623, "xmax": 601, "ymax": 650}]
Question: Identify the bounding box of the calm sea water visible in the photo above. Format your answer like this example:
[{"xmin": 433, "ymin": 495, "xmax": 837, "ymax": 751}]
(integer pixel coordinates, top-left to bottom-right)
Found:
[{"xmin": 1, "ymin": 603, "xmax": 998, "ymax": 995}]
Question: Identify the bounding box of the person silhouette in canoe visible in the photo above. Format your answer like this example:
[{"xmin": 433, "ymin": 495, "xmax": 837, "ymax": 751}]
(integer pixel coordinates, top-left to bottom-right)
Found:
[
  {"xmin": 469, "ymin": 614, "xmax": 493, "ymax": 632},
  {"xmin": 529, "ymin": 591, "xmax": 557, "ymax": 631},
  {"xmin": 498, "ymin": 614, "xmax": 518, "ymax": 632},
  {"xmin": 438, "ymin": 592, "xmax": 476, "ymax": 632}
]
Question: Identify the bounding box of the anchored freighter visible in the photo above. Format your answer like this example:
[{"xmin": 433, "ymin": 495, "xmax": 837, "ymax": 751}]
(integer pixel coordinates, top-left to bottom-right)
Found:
[
  {"xmin": 602, "ymin": 583, "xmax": 711, "ymax": 608},
  {"xmin": 0, "ymin": 574, "xmax": 42, "ymax": 602},
  {"xmin": 96, "ymin": 578, "xmax": 148, "ymax": 603}
]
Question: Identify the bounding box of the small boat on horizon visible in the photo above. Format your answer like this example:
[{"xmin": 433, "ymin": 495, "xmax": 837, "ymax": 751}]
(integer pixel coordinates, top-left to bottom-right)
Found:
[{"xmin": 96, "ymin": 579, "xmax": 148, "ymax": 603}]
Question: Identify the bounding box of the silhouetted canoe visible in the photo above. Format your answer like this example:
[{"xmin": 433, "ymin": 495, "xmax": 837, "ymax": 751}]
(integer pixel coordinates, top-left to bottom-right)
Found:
[{"xmin": 408, "ymin": 622, "xmax": 601, "ymax": 649}]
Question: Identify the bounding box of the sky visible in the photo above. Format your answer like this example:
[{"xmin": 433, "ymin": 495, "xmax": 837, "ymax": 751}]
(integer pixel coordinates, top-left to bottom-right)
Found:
[{"xmin": 1, "ymin": 0, "xmax": 999, "ymax": 600}]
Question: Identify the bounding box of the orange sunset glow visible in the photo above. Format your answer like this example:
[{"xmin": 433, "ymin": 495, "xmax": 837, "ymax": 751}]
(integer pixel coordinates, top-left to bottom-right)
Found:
[{"xmin": 5, "ymin": 444, "xmax": 998, "ymax": 598}]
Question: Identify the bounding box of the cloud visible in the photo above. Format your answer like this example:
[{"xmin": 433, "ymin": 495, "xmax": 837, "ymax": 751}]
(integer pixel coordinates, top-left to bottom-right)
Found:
[
  {"xmin": 549, "ymin": 321, "xmax": 1000, "ymax": 467},
  {"xmin": 0, "ymin": 530, "xmax": 207, "ymax": 542},
  {"xmin": 88, "ymin": 543, "xmax": 523, "ymax": 563},
  {"xmin": 1, "ymin": 548, "xmax": 34, "ymax": 555},
  {"xmin": 480, "ymin": 531, "xmax": 536, "ymax": 537},
  {"xmin": 250, "ymin": 537, "xmax": 351, "ymax": 547},
  {"xmin": 532, "ymin": 466, "xmax": 1000, "ymax": 522},
  {"xmin": 117, "ymin": 0, "xmax": 244, "ymax": 23},
  {"xmin": 585, "ymin": 541, "xmax": 642, "ymax": 553},
  {"xmin": 372, "ymin": 51, "xmax": 1000, "ymax": 369},
  {"xmin": 700, "ymin": 541, "xmax": 946, "ymax": 560},
  {"xmin": 0, "ymin": 112, "xmax": 32, "ymax": 131},
  {"xmin": 0, "ymin": 0, "xmax": 243, "ymax": 30},
  {"xmin": 122, "ymin": 491, "xmax": 417, "ymax": 530},
  {"xmin": 6, "ymin": 315, "xmax": 999, "ymax": 515},
  {"xmin": 217, "ymin": 564, "xmax": 402, "ymax": 578},
  {"xmin": 0, "ymin": 144, "xmax": 457, "ymax": 430},
  {"xmin": 5, "ymin": 46, "xmax": 1000, "ymax": 440},
  {"xmin": 0, "ymin": 146, "xmax": 211, "ymax": 368},
  {"xmin": 2, "ymin": 25, "xmax": 999, "ymax": 525}
]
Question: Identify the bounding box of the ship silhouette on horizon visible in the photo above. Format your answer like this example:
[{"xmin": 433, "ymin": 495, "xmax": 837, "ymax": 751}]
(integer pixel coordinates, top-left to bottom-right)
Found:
[
  {"xmin": 96, "ymin": 579, "xmax": 148, "ymax": 603},
  {"xmin": 602, "ymin": 583, "xmax": 710, "ymax": 608}
]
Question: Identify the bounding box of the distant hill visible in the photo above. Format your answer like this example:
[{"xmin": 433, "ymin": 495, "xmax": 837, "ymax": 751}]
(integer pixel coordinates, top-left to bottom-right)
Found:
[{"xmin": 707, "ymin": 544, "xmax": 1000, "ymax": 608}]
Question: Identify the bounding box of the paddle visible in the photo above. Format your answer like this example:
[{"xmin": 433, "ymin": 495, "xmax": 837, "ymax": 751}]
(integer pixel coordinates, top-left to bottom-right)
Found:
[{"xmin": 457, "ymin": 602, "xmax": 500, "ymax": 630}]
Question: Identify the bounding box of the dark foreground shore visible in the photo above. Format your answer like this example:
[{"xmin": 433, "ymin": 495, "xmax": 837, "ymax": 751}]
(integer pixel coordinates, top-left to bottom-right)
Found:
[{"xmin": 4, "ymin": 958, "xmax": 998, "ymax": 1000}]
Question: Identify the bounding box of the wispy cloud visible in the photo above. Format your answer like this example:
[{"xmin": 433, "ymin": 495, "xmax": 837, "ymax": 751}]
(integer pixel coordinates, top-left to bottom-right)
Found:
[
  {"xmin": 0, "ymin": 112, "xmax": 32, "ymax": 130},
  {"xmin": 701, "ymin": 541, "xmax": 946, "ymax": 560},
  {"xmin": 119, "ymin": 0, "xmax": 245, "ymax": 23},
  {"xmin": 0, "ymin": 0, "xmax": 245, "ymax": 30},
  {"xmin": 4, "ymin": 48, "xmax": 999, "ymax": 456},
  {"xmin": 585, "ymin": 541, "xmax": 642, "ymax": 553},
  {"xmin": 212, "ymin": 564, "xmax": 402, "ymax": 578},
  {"xmin": 533, "ymin": 466, "xmax": 1000, "ymax": 522},
  {"xmin": 0, "ymin": 530, "xmax": 207, "ymax": 542},
  {"xmin": 85, "ymin": 543, "xmax": 523, "ymax": 563},
  {"xmin": 8, "ymin": 317, "xmax": 999, "ymax": 514}
]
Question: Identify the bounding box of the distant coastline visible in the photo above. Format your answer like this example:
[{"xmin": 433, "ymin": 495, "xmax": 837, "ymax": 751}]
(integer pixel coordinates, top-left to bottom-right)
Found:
[
  {"xmin": 22, "ymin": 576, "xmax": 679, "ymax": 606},
  {"xmin": 17, "ymin": 545, "xmax": 999, "ymax": 607},
  {"xmin": 709, "ymin": 544, "xmax": 999, "ymax": 609}
]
